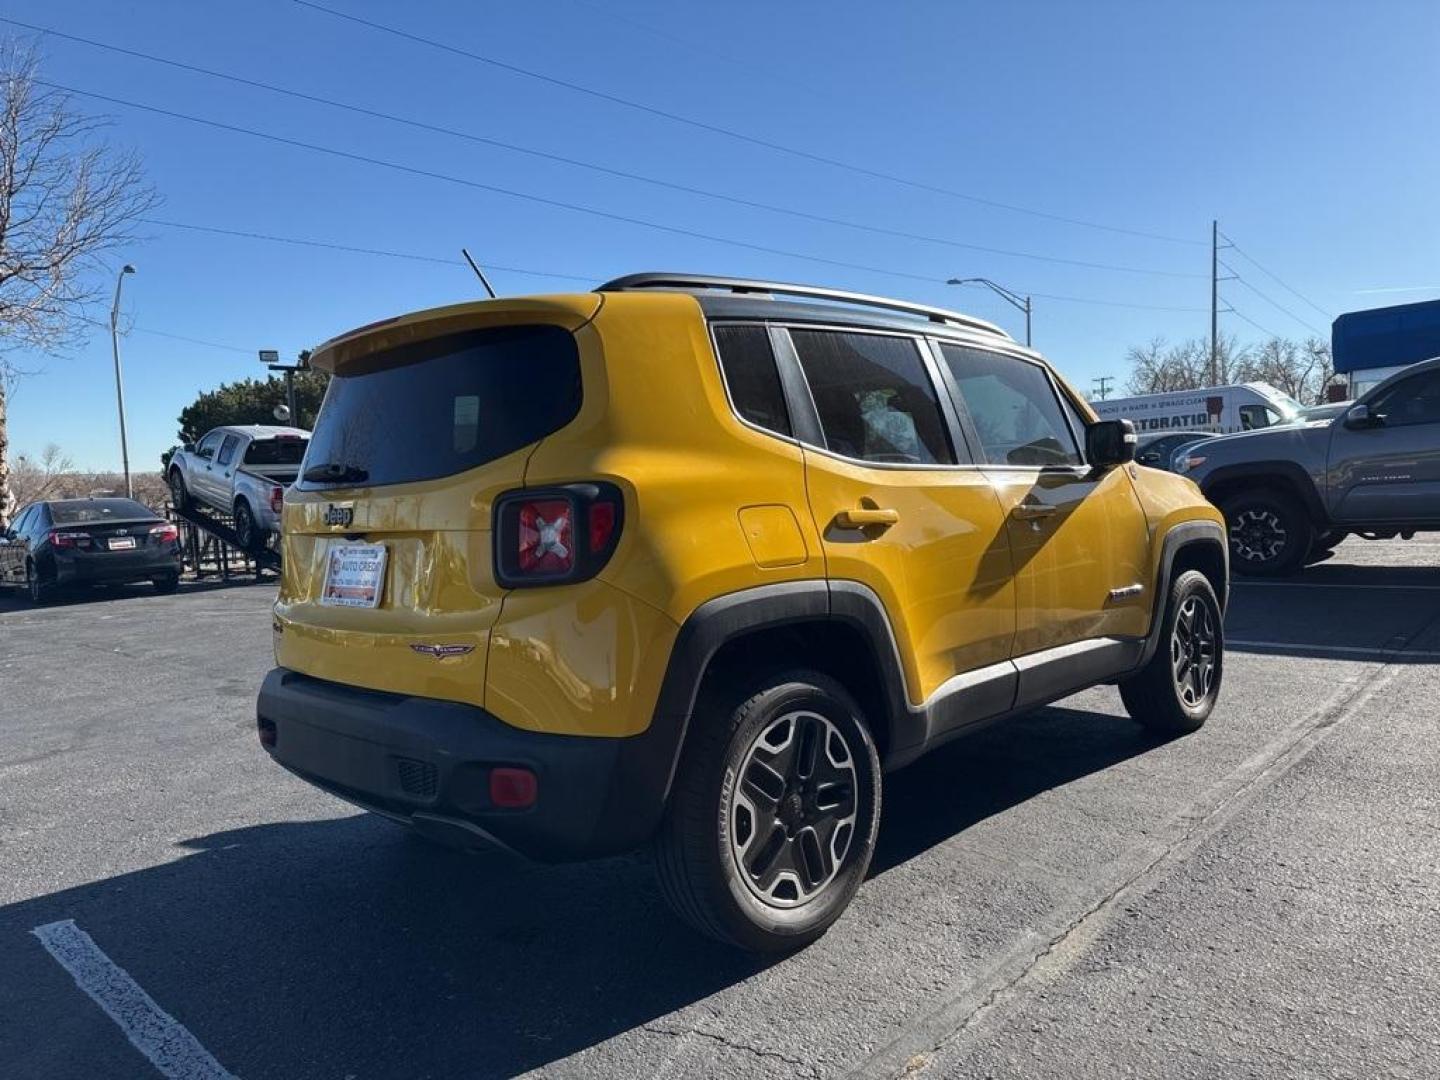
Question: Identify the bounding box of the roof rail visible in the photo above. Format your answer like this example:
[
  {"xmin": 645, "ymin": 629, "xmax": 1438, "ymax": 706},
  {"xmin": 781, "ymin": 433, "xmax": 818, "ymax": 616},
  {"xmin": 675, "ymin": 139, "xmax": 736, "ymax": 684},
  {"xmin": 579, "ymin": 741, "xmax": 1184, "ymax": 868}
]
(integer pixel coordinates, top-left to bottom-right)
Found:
[{"xmin": 596, "ymin": 272, "xmax": 1009, "ymax": 338}]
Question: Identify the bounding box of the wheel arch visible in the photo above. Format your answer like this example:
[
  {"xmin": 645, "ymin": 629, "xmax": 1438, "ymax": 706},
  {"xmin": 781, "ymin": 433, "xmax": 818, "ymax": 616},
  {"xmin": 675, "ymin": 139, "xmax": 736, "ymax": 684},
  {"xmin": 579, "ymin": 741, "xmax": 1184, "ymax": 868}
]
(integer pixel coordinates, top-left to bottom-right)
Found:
[{"xmin": 1201, "ymin": 462, "xmax": 1325, "ymax": 523}]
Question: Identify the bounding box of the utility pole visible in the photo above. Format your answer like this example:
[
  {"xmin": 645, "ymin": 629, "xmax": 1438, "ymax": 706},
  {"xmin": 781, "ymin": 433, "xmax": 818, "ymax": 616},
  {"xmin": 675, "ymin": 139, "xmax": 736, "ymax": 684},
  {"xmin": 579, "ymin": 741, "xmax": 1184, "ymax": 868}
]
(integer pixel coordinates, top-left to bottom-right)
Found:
[
  {"xmin": 1210, "ymin": 219, "xmax": 1219, "ymax": 387},
  {"xmin": 261, "ymin": 349, "xmax": 307, "ymax": 424},
  {"xmin": 1091, "ymin": 376, "xmax": 1114, "ymax": 401},
  {"xmin": 110, "ymin": 264, "xmax": 136, "ymax": 499}
]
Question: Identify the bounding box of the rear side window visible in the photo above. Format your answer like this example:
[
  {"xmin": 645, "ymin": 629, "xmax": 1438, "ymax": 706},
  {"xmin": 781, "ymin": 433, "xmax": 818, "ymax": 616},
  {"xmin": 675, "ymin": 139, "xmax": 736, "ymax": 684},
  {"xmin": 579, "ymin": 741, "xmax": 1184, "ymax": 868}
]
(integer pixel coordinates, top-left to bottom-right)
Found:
[
  {"xmin": 244, "ymin": 438, "xmax": 308, "ymax": 466},
  {"xmin": 217, "ymin": 435, "xmax": 240, "ymax": 466},
  {"xmin": 940, "ymin": 345, "xmax": 1082, "ymax": 467},
  {"xmin": 300, "ymin": 325, "xmax": 581, "ymax": 489},
  {"xmin": 713, "ymin": 325, "xmax": 792, "ymax": 437},
  {"xmin": 790, "ymin": 329, "xmax": 955, "ymax": 465}
]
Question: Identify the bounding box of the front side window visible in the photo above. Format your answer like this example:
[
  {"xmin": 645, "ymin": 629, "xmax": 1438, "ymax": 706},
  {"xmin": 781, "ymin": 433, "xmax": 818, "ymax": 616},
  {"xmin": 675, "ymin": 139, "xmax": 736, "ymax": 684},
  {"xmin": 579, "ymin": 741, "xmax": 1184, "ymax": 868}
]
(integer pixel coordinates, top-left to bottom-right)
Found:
[
  {"xmin": 713, "ymin": 325, "xmax": 792, "ymax": 437},
  {"xmin": 196, "ymin": 431, "xmax": 223, "ymax": 460},
  {"xmin": 1370, "ymin": 370, "xmax": 1440, "ymax": 427},
  {"xmin": 940, "ymin": 344, "xmax": 1082, "ymax": 467},
  {"xmin": 791, "ymin": 329, "xmax": 955, "ymax": 465}
]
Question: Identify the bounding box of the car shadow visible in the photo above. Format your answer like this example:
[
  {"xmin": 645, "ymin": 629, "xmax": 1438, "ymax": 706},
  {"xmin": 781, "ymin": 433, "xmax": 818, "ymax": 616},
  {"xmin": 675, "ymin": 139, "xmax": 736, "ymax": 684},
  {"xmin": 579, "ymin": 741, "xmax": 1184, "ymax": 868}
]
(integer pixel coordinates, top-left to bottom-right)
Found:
[
  {"xmin": 0, "ymin": 574, "xmax": 274, "ymax": 615},
  {"xmin": 1, "ymin": 702, "xmax": 1153, "ymax": 1079}
]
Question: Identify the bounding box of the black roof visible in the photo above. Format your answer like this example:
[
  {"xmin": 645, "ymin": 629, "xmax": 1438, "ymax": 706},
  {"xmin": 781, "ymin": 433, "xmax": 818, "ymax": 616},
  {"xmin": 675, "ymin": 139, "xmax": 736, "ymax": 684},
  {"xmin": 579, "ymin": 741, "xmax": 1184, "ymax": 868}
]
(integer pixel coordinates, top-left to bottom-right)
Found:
[{"xmin": 596, "ymin": 272, "xmax": 1011, "ymax": 341}]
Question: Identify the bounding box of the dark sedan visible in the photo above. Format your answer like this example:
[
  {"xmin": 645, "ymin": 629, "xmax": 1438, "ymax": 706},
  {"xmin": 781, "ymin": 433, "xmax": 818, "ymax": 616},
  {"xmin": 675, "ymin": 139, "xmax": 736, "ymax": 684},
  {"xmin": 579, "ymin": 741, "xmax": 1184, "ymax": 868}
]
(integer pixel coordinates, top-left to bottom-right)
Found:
[
  {"xmin": 1134, "ymin": 430, "xmax": 1218, "ymax": 472},
  {"xmin": 0, "ymin": 498, "xmax": 183, "ymax": 604}
]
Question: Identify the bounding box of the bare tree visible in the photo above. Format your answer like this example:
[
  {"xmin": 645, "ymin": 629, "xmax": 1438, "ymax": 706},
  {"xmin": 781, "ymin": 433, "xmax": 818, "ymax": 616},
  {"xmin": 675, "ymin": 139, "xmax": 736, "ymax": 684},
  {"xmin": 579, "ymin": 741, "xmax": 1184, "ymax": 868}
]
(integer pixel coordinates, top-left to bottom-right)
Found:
[
  {"xmin": 1125, "ymin": 334, "xmax": 1249, "ymax": 395},
  {"xmin": 0, "ymin": 42, "xmax": 157, "ymax": 525},
  {"xmin": 7, "ymin": 440, "xmax": 72, "ymax": 504}
]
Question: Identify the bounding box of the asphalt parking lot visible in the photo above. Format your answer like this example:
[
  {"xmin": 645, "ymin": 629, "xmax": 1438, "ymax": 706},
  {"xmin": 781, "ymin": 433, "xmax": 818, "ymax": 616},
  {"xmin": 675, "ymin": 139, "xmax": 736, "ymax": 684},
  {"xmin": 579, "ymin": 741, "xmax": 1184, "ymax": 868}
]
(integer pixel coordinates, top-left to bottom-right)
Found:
[{"xmin": 3, "ymin": 538, "xmax": 1438, "ymax": 1079}]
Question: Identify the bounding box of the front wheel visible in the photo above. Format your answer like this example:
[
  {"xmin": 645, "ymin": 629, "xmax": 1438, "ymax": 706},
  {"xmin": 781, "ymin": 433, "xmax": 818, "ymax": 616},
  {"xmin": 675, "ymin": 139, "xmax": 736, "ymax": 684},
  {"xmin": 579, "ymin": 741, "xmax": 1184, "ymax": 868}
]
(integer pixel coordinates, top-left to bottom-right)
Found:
[
  {"xmin": 654, "ymin": 670, "xmax": 881, "ymax": 952},
  {"xmin": 1221, "ymin": 489, "xmax": 1313, "ymax": 577},
  {"xmin": 1120, "ymin": 569, "xmax": 1224, "ymax": 735}
]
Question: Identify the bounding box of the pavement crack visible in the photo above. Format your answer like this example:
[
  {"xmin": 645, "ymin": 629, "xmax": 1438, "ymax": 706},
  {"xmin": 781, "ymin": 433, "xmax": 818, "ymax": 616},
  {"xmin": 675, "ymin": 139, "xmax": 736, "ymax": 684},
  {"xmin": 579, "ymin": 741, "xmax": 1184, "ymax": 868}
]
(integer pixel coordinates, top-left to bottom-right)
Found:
[{"xmin": 642, "ymin": 1022, "xmax": 820, "ymax": 1077}]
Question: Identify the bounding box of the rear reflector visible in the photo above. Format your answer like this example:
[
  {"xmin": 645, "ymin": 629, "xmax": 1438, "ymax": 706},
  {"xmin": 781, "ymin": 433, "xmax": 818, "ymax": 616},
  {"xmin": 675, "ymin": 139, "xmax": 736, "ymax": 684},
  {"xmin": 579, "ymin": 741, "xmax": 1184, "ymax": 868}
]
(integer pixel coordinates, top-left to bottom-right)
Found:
[
  {"xmin": 588, "ymin": 500, "xmax": 616, "ymax": 553},
  {"xmin": 257, "ymin": 717, "xmax": 277, "ymax": 748},
  {"xmin": 489, "ymin": 767, "xmax": 537, "ymax": 809}
]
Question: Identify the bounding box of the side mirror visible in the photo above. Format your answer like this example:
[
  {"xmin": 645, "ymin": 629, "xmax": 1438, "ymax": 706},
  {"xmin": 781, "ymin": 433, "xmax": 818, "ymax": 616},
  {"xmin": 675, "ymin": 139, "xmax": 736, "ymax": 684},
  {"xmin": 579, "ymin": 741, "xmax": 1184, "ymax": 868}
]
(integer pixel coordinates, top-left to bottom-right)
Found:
[
  {"xmin": 1344, "ymin": 403, "xmax": 1381, "ymax": 430},
  {"xmin": 1087, "ymin": 419, "xmax": 1137, "ymax": 468}
]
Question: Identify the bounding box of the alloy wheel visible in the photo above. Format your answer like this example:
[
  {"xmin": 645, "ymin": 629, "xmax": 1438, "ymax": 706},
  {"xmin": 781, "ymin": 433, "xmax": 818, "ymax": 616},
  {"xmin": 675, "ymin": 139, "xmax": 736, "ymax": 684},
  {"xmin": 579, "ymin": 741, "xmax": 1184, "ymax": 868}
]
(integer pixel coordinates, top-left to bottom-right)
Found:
[
  {"xmin": 1171, "ymin": 595, "xmax": 1218, "ymax": 707},
  {"xmin": 1230, "ymin": 508, "xmax": 1287, "ymax": 564},
  {"xmin": 729, "ymin": 710, "xmax": 859, "ymax": 909}
]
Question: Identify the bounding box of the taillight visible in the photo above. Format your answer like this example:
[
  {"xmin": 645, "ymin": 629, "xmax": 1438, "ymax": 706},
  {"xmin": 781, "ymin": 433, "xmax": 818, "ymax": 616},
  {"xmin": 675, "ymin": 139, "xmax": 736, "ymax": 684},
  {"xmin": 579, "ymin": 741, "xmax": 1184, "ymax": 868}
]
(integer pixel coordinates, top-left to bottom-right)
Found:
[
  {"xmin": 49, "ymin": 531, "xmax": 90, "ymax": 549},
  {"xmin": 149, "ymin": 523, "xmax": 179, "ymax": 544},
  {"xmin": 494, "ymin": 483, "xmax": 623, "ymax": 587},
  {"xmin": 270, "ymin": 486, "xmax": 284, "ymax": 514}
]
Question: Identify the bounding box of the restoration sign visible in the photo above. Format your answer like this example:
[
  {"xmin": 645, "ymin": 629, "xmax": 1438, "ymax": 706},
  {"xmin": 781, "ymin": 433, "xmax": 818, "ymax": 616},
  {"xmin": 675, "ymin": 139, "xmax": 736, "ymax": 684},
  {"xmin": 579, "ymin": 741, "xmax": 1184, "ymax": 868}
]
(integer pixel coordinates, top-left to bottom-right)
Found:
[{"xmin": 320, "ymin": 542, "xmax": 388, "ymax": 608}]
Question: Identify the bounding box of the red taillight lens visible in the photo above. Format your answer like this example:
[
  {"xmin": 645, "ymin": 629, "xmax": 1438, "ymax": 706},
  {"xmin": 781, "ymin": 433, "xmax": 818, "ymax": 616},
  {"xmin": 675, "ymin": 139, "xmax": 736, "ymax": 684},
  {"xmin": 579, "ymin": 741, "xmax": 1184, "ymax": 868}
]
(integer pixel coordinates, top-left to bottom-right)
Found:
[
  {"xmin": 588, "ymin": 501, "xmax": 616, "ymax": 553},
  {"xmin": 270, "ymin": 486, "xmax": 284, "ymax": 514},
  {"xmin": 49, "ymin": 531, "xmax": 89, "ymax": 548},
  {"xmin": 149, "ymin": 523, "xmax": 179, "ymax": 544},
  {"xmin": 489, "ymin": 767, "xmax": 537, "ymax": 809},
  {"xmin": 495, "ymin": 483, "xmax": 623, "ymax": 588},
  {"xmin": 517, "ymin": 499, "xmax": 575, "ymax": 574}
]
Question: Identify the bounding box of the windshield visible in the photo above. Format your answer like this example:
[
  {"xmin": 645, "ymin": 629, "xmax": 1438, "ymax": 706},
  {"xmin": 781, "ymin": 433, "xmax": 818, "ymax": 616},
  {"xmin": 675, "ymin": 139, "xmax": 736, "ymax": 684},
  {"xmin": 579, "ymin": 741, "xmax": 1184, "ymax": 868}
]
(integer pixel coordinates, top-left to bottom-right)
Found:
[
  {"xmin": 49, "ymin": 499, "xmax": 156, "ymax": 524},
  {"xmin": 298, "ymin": 325, "xmax": 581, "ymax": 489}
]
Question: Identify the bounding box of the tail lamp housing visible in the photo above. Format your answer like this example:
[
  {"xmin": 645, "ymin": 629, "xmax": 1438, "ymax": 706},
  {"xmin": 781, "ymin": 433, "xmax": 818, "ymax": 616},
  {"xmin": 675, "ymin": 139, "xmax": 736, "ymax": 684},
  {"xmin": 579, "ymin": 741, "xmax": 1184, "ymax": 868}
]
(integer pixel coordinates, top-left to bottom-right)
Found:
[
  {"xmin": 269, "ymin": 486, "xmax": 285, "ymax": 514},
  {"xmin": 49, "ymin": 530, "xmax": 91, "ymax": 549},
  {"xmin": 493, "ymin": 482, "xmax": 623, "ymax": 588},
  {"xmin": 149, "ymin": 523, "xmax": 179, "ymax": 544}
]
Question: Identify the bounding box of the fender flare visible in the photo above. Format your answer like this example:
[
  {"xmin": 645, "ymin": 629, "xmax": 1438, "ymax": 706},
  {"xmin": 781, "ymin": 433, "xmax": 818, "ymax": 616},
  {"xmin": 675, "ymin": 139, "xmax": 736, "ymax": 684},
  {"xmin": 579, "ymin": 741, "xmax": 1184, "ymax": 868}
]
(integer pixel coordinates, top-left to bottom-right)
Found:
[{"xmin": 1200, "ymin": 461, "xmax": 1326, "ymax": 522}]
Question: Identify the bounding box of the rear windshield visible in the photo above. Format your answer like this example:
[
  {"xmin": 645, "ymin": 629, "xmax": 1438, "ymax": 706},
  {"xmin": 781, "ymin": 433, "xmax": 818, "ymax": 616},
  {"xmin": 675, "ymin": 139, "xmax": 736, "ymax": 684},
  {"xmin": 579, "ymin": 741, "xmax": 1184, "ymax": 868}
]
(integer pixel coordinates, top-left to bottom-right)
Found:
[
  {"xmin": 298, "ymin": 325, "xmax": 581, "ymax": 489},
  {"xmin": 244, "ymin": 437, "xmax": 308, "ymax": 466},
  {"xmin": 50, "ymin": 499, "xmax": 156, "ymax": 524}
]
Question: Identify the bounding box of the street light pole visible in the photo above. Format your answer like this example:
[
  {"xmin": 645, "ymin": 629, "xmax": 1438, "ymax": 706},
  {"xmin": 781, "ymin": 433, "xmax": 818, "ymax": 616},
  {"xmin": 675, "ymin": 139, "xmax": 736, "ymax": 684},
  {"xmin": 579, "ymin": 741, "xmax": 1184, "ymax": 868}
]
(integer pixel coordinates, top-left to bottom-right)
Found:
[
  {"xmin": 110, "ymin": 264, "xmax": 136, "ymax": 499},
  {"xmin": 946, "ymin": 277, "xmax": 1032, "ymax": 347}
]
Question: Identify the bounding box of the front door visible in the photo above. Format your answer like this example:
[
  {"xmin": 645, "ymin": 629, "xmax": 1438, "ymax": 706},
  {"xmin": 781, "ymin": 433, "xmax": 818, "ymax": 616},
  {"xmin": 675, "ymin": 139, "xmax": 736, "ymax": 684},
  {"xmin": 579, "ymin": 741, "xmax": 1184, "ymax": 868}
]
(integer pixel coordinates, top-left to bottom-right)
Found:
[
  {"xmin": 935, "ymin": 342, "xmax": 1152, "ymax": 657},
  {"xmin": 1328, "ymin": 367, "xmax": 1440, "ymax": 524},
  {"xmin": 787, "ymin": 326, "xmax": 1016, "ymax": 708}
]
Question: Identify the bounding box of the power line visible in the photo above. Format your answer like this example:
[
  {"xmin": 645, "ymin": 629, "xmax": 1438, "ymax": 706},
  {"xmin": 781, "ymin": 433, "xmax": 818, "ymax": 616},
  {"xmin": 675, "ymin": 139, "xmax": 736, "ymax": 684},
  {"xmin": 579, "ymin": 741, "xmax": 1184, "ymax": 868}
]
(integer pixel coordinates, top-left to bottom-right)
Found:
[
  {"xmin": 1224, "ymin": 269, "xmax": 1326, "ymax": 337},
  {"xmin": 1220, "ymin": 232, "xmax": 1331, "ymax": 321},
  {"xmin": 39, "ymin": 80, "xmax": 1207, "ymax": 314},
  {"xmin": 7, "ymin": 17, "xmax": 1202, "ymax": 280},
  {"xmin": 289, "ymin": 0, "xmax": 1202, "ymax": 246},
  {"xmin": 1226, "ymin": 306, "xmax": 1281, "ymax": 341},
  {"xmin": 83, "ymin": 314, "xmax": 252, "ymax": 354},
  {"xmin": 140, "ymin": 218, "xmax": 593, "ymax": 281}
]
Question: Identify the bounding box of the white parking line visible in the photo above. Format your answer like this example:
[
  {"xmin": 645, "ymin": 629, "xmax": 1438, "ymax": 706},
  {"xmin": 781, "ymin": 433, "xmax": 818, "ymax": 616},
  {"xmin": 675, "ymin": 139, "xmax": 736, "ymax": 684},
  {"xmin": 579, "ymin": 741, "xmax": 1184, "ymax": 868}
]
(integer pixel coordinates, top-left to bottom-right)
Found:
[
  {"xmin": 1228, "ymin": 639, "xmax": 1440, "ymax": 661},
  {"xmin": 30, "ymin": 920, "xmax": 237, "ymax": 1080},
  {"xmin": 1233, "ymin": 581, "xmax": 1440, "ymax": 592}
]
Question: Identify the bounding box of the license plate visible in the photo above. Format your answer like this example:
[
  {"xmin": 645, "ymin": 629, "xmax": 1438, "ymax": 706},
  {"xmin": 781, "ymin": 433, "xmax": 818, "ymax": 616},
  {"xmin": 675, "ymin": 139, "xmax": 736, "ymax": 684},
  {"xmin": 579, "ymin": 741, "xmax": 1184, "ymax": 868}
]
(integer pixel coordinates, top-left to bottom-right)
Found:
[
  {"xmin": 320, "ymin": 542, "xmax": 387, "ymax": 608},
  {"xmin": 107, "ymin": 537, "xmax": 136, "ymax": 551}
]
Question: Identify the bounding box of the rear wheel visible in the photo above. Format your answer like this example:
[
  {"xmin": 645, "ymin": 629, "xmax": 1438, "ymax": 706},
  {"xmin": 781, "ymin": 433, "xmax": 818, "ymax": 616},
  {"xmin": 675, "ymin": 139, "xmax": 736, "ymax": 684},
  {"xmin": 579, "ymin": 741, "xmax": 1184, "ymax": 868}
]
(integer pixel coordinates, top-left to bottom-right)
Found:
[
  {"xmin": 1120, "ymin": 569, "xmax": 1223, "ymax": 735},
  {"xmin": 234, "ymin": 500, "xmax": 259, "ymax": 552},
  {"xmin": 152, "ymin": 573, "xmax": 180, "ymax": 594},
  {"xmin": 1221, "ymin": 489, "xmax": 1313, "ymax": 577},
  {"xmin": 169, "ymin": 469, "xmax": 191, "ymax": 512},
  {"xmin": 25, "ymin": 560, "xmax": 50, "ymax": 605},
  {"xmin": 654, "ymin": 670, "xmax": 881, "ymax": 952}
]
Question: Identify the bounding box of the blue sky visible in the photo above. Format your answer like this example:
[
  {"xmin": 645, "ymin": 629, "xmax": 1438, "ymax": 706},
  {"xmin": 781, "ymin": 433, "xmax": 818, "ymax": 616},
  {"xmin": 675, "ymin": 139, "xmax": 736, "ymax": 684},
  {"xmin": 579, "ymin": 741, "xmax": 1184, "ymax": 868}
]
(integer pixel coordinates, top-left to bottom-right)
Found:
[{"xmin": 4, "ymin": 0, "xmax": 1437, "ymax": 471}]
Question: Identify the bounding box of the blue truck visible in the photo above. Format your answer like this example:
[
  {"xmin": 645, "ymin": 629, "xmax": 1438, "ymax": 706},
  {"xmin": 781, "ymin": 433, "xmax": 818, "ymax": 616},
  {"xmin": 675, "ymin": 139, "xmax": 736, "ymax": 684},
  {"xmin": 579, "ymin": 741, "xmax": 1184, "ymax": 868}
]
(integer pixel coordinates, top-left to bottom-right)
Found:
[{"xmin": 1333, "ymin": 297, "xmax": 1440, "ymax": 397}]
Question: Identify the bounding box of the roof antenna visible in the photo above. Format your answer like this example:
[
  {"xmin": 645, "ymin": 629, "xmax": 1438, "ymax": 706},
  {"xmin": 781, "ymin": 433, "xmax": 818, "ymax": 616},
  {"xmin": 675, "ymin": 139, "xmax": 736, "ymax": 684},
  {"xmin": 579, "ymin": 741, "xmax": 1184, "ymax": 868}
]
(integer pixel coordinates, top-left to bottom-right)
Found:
[{"xmin": 461, "ymin": 248, "xmax": 497, "ymax": 299}]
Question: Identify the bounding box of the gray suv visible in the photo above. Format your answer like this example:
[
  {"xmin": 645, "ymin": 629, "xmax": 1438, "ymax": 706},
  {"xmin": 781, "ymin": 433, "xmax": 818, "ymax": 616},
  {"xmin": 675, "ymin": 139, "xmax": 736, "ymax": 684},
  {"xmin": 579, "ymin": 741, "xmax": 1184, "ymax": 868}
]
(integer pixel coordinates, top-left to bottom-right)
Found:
[{"xmin": 1180, "ymin": 356, "xmax": 1440, "ymax": 575}]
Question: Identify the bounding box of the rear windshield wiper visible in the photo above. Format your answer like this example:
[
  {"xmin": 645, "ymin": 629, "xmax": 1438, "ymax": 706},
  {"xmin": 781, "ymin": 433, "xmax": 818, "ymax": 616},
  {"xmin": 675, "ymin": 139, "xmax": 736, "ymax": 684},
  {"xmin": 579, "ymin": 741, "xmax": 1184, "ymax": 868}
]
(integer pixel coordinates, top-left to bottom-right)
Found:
[{"xmin": 303, "ymin": 462, "xmax": 369, "ymax": 485}]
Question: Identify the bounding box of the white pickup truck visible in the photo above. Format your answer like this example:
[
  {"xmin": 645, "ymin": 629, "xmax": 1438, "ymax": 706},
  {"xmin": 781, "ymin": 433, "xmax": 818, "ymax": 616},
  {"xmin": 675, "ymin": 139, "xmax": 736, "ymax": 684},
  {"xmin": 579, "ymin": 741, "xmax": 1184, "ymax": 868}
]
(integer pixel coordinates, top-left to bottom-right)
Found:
[{"xmin": 167, "ymin": 425, "xmax": 309, "ymax": 550}]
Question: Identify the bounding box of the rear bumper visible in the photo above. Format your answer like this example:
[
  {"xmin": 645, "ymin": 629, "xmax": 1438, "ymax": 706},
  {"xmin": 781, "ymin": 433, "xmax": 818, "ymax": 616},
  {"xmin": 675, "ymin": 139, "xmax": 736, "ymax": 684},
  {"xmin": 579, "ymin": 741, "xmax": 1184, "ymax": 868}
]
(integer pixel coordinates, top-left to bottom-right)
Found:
[
  {"xmin": 256, "ymin": 668, "xmax": 678, "ymax": 861},
  {"xmin": 51, "ymin": 547, "xmax": 182, "ymax": 585}
]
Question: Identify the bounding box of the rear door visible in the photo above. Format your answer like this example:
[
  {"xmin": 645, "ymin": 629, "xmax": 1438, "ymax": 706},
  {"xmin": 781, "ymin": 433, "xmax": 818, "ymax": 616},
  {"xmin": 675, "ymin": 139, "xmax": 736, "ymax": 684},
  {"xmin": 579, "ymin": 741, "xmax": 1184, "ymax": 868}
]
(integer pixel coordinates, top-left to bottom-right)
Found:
[
  {"xmin": 1328, "ymin": 367, "xmax": 1440, "ymax": 523},
  {"xmin": 936, "ymin": 342, "xmax": 1152, "ymax": 656},
  {"xmin": 787, "ymin": 326, "xmax": 1016, "ymax": 706},
  {"xmin": 189, "ymin": 430, "xmax": 226, "ymax": 504},
  {"xmin": 276, "ymin": 321, "xmax": 585, "ymax": 707},
  {"xmin": 214, "ymin": 434, "xmax": 243, "ymax": 509}
]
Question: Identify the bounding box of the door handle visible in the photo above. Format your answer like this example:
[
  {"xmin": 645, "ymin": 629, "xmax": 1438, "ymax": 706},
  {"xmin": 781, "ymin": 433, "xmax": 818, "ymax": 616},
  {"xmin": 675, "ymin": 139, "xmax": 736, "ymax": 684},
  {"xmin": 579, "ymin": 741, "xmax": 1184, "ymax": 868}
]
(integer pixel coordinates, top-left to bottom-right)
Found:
[
  {"xmin": 1010, "ymin": 503, "xmax": 1056, "ymax": 521},
  {"xmin": 835, "ymin": 507, "xmax": 899, "ymax": 528}
]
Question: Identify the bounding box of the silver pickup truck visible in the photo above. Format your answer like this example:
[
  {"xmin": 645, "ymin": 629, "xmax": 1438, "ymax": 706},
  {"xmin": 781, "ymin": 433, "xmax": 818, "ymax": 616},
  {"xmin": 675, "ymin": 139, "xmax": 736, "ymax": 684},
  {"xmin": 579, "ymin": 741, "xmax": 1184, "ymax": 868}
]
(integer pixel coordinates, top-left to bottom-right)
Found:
[
  {"xmin": 167, "ymin": 425, "xmax": 310, "ymax": 550},
  {"xmin": 1178, "ymin": 355, "xmax": 1440, "ymax": 575}
]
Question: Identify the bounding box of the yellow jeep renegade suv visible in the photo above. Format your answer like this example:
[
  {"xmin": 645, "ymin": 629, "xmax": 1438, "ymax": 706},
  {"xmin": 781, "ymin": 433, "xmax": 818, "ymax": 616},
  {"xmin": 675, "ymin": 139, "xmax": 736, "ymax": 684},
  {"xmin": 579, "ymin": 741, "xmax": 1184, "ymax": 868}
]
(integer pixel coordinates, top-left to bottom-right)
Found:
[{"xmin": 258, "ymin": 273, "xmax": 1227, "ymax": 951}]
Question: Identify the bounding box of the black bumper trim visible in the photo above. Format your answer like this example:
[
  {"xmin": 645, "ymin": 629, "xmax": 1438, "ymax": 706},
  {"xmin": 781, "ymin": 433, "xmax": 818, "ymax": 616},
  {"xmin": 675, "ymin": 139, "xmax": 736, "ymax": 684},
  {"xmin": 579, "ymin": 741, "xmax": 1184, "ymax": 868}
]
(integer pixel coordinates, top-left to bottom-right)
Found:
[{"xmin": 257, "ymin": 668, "xmax": 674, "ymax": 861}]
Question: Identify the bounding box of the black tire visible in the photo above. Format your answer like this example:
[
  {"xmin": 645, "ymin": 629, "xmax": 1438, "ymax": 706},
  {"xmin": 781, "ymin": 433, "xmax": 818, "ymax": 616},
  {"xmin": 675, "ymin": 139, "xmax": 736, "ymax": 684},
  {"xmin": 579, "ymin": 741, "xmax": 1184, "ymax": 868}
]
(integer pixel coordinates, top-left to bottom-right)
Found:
[
  {"xmin": 170, "ymin": 469, "xmax": 193, "ymax": 513},
  {"xmin": 1220, "ymin": 488, "xmax": 1314, "ymax": 577},
  {"xmin": 654, "ymin": 670, "xmax": 882, "ymax": 952},
  {"xmin": 1119, "ymin": 569, "xmax": 1224, "ymax": 735},
  {"xmin": 25, "ymin": 560, "xmax": 50, "ymax": 606},
  {"xmin": 152, "ymin": 573, "xmax": 180, "ymax": 594},
  {"xmin": 234, "ymin": 500, "xmax": 259, "ymax": 552}
]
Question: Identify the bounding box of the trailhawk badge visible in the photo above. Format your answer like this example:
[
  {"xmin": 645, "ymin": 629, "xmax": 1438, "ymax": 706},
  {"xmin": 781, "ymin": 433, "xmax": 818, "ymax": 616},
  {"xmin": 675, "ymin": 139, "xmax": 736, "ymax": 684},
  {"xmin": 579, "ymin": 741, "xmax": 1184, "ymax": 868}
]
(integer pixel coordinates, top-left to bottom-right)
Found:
[{"xmin": 409, "ymin": 643, "xmax": 477, "ymax": 659}]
